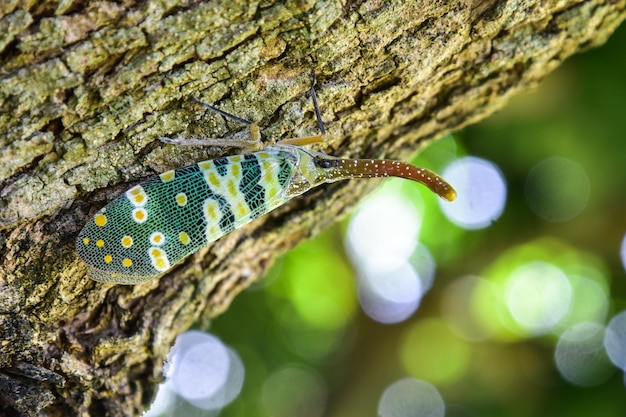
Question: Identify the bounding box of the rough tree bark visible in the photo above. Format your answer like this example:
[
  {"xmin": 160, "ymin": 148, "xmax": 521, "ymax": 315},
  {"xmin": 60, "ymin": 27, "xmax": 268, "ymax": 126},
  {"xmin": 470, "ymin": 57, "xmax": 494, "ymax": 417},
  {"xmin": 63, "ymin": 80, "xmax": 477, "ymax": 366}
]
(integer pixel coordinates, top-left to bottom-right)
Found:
[{"xmin": 0, "ymin": 0, "xmax": 624, "ymax": 416}]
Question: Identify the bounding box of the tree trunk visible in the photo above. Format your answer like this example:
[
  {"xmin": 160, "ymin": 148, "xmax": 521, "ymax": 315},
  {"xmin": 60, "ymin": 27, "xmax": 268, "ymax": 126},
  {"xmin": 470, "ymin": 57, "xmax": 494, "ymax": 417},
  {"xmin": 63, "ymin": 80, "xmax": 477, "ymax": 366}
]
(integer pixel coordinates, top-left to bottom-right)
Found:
[{"xmin": 0, "ymin": 0, "xmax": 624, "ymax": 415}]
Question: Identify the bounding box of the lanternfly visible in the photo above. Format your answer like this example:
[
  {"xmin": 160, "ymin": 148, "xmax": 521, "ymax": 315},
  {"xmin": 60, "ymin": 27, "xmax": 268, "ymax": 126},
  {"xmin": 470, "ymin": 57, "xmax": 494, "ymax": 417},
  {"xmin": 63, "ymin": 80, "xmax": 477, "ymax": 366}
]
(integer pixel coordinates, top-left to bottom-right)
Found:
[{"xmin": 77, "ymin": 84, "xmax": 456, "ymax": 284}]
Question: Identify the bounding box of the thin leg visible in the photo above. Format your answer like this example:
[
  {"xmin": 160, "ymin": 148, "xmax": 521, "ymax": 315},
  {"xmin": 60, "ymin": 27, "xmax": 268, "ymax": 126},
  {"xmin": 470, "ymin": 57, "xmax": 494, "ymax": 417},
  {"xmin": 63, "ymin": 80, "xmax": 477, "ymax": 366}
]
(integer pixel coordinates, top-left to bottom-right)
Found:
[
  {"xmin": 165, "ymin": 88, "xmax": 326, "ymax": 150},
  {"xmin": 190, "ymin": 95, "xmax": 253, "ymax": 126},
  {"xmin": 158, "ymin": 136, "xmax": 262, "ymax": 150},
  {"xmin": 276, "ymin": 76, "xmax": 327, "ymax": 147},
  {"xmin": 278, "ymin": 135, "xmax": 325, "ymax": 146},
  {"xmin": 309, "ymin": 76, "xmax": 327, "ymax": 135},
  {"xmin": 158, "ymin": 96, "xmax": 262, "ymax": 151}
]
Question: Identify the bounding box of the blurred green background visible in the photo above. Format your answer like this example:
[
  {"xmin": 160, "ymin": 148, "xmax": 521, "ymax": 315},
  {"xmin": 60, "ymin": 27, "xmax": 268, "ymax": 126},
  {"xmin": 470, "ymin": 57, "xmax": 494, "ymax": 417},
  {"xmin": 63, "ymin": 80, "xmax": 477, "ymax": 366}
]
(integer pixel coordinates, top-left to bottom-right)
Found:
[{"xmin": 150, "ymin": 21, "xmax": 626, "ymax": 417}]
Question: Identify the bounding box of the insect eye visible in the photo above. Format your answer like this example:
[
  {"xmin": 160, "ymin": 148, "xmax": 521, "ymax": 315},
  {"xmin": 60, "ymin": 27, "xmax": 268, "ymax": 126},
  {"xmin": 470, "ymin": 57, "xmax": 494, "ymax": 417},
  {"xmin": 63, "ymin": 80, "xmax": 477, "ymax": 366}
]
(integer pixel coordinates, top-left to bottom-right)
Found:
[{"xmin": 315, "ymin": 158, "xmax": 334, "ymax": 168}]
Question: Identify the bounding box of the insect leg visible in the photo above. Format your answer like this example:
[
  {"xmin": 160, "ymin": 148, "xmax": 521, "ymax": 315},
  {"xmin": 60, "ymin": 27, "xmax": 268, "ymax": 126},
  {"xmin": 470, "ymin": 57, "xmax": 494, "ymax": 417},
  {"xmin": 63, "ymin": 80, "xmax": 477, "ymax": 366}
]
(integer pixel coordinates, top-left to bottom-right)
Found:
[
  {"xmin": 158, "ymin": 96, "xmax": 262, "ymax": 150},
  {"xmin": 309, "ymin": 75, "xmax": 327, "ymax": 135},
  {"xmin": 190, "ymin": 96, "xmax": 253, "ymax": 126},
  {"xmin": 276, "ymin": 75, "xmax": 327, "ymax": 147},
  {"xmin": 278, "ymin": 135, "xmax": 325, "ymax": 146}
]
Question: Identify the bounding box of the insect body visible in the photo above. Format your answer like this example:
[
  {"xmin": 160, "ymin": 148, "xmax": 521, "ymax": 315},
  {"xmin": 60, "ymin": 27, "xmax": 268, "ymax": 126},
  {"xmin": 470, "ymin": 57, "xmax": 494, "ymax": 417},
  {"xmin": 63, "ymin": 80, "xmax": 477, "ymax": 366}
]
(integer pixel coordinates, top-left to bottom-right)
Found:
[{"xmin": 77, "ymin": 91, "xmax": 456, "ymax": 284}]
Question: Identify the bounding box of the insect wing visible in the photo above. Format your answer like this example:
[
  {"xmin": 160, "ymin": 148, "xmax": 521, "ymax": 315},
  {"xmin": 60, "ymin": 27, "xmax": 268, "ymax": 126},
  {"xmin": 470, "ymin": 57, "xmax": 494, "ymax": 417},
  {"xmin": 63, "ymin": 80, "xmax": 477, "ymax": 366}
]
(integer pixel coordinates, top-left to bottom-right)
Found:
[
  {"xmin": 76, "ymin": 165, "xmax": 210, "ymax": 282},
  {"xmin": 76, "ymin": 149, "xmax": 297, "ymax": 283}
]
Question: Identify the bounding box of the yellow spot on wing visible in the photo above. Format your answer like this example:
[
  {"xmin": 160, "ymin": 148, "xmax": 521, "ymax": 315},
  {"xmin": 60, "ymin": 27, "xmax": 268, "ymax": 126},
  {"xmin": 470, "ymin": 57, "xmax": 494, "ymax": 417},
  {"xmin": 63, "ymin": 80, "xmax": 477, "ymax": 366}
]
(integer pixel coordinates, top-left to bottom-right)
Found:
[
  {"xmin": 155, "ymin": 258, "xmax": 167, "ymax": 270},
  {"xmin": 207, "ymin": 226, "xmax": 220, "ymax": 239},
  {"xmin": 148, "ymin": 247, "xmax": 170, "ymax": 272},
  {"xmin": 204, "ymin": 199, "xmax": 220, "ymax": 220},
  {"xmin": 206, "ymin": 171, "xmax": 221, "ymax": 187},
  {"xmin": 179, "ymin": 231, "xmax": 190, "ymax": 245},
  {"xmin": 82, "ymin": 237, "xmax": 90, "ymax": 245},
  {"xmin": 259, "ymin": 158, "xmax": 285, "ymax": 203},
  {"xmin": 96, "ymin": 239, "xmax": 105, "ymax": 248},
  {"xmin": 122, "ymin": 258, "xmax": 133, "ymax": 267},
  {"xmin": 203, "ymin": 199, "xmax": 224, "ymax": 241},
  {"xmin": 236, "ymin": 202, "xmax": 248, "ymax": 217},
  {"xmin": 150, "ymin": 232, "xmax": 165, "ymax": 246},
  {"xmin": 104, "ymin": 254, "xmax": 113, "ymax": 263},
  {"xmin": 132, "ymin": 208, "xmax": 148, "ymax": 223},
  {"xmin": 160, "ymin": 170, "xmax": 175, "ymax": 182},
  {"xmin": 94, "ymin": 214, "xmax": 107, "ymax": 227},
  {"xmin": 175, "ymin": 193, "xmax": 187, "ymax": 207},
  {"xmin": 227, "ymin": 179, "xmax": 238, "ymax": 196},
  {"xmin": 126, "ymin": 185, "xmax": 148, "ymax": 207},
  {"xmin": 267, "ymin": 187, "xmax": 278, "ymax": 199},
  {"xmin": 121, "ymin": 236, "xmax": 133, "ymax": 248},
  {"xmin": 231, "ymin": 163, "xmax": 241, "ymax": 178},
  {"xmin": 198, "ymin": 161, "xmax": 213, "ymax": 171}
]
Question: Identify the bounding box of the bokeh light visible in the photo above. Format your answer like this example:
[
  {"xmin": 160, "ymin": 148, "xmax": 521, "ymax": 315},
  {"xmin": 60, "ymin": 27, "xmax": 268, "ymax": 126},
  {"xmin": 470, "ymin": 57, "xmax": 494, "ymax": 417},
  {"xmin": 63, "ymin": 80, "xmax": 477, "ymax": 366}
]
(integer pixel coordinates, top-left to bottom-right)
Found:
[
  {"xmin": 145, "ymin": 382, "xmax": 176, "ymax": 417},
  {"xmin": 261, "ymin": 365, "xmax": 328, "ymax": 417},
  {"xmin": 278, "ymin": 304, "xmax": 346, "ymax": 360},
  {"xmin": 266, "ymin": 230, "xmax": 357, "ymax": 360},
  {"xmin": 163, "ymin": 331, "xmax": 244, "ymax": 411},
  {"xmin": 620, "ymin": 234, "xmax": 626, "ymax": 272},
  {"xmin": 525, "ymin": 156, "xmax": 590, "ymax": 222},
  {"xmin": 604, "ymin": 310, "xmax": 626, "ymax": 372},
  {"xmin": 357, "ymin": 261, "xmax": 423, "ymax": 323},
  {"xmin": 346, "ymin": 187, "xmax": 436, "ymax": 323},
  {"xmin": 505, "ymin": 261, "xmax": 572, "ymax": 335},
  {"xmin": 441, "ymin": 275, "xmax": 493, "ymax": 341},
  {"xmin": 472, "ymin": 239, "xmax": 610, "ymax": 340},
  {"xmin": 560, "ymin": 274, "xmax": 609, "ymax": 329},
  {"xmin": 346, "ymin": 189, "xmax": 421, "ymax": 274},
  {"xmin": 378, "ymin": 378, "xmax": 445, "ymax": 417},
  {"xmin": 555, "ymin": 322, "xmax": 614, "ymax": 386},
  {"xmin": 277, "ymin": 242, "xmax": 356, "ymax": 331},
  {"xmin": 400, "ymin": 318, "xmax": 471, "ymax": 384},
  {"xmin": 357, "ymin": 244, "xmax": 435, "ymax": 323},
  {"xmin": 440, "ymin": 156, "xmax": 507, "ymax": 229}
]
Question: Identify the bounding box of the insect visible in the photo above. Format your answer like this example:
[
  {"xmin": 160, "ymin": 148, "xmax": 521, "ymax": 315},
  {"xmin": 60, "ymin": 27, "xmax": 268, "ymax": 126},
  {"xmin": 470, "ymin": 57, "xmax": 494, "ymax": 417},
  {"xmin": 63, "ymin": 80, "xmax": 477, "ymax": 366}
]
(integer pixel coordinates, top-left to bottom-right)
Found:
[{"xmin": 76, "ymin": 84, "xmax": 456, "ymax": 284}]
